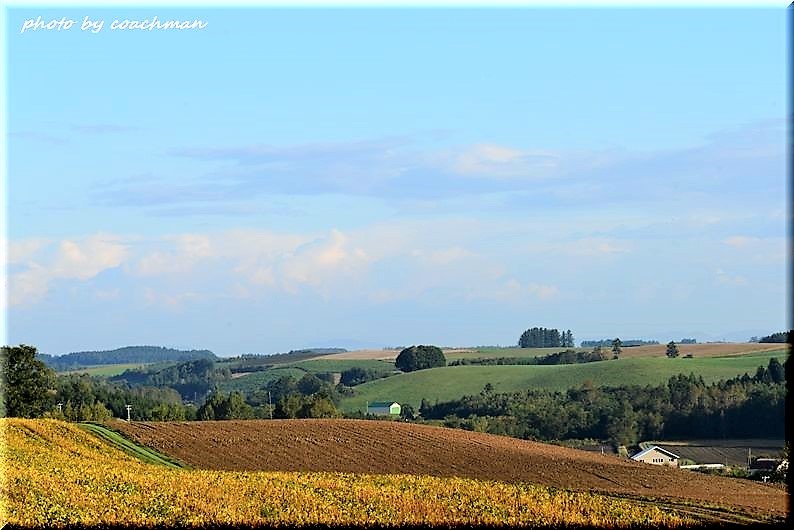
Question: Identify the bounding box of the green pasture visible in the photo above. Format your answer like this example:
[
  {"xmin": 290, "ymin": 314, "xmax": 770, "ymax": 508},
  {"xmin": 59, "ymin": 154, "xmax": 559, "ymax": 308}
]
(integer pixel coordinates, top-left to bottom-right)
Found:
[
  {"xmin": 340, "ymin": 349, "xmax": 786, "ymax": 413},
  {"xmin": 445, "ymin": 347, "xmax": 586, "ymax": 361},
  {"xmin": 60, "ymin": 363, "xmax": 148, "ymax": 377},
  {"xmin": 292, "ymin": 358, "xmax": 397, "ymax": 373},
  {"xmin": 217, "ymin": 366, "xmax": 310, "ymax": 394},
  {"xmin": 79, "ymin": 422, "xmax": 187, "ymax": 468}
]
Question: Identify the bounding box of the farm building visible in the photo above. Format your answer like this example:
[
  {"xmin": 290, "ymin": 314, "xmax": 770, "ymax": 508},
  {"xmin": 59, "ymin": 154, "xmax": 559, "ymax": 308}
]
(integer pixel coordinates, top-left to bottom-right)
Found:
[
  {"xmin": 367, "ymin": 401, "xmax": 401, "ymax": 416},
  {"xmin": 631, "ymin": 446, "xmax": 679, "ymax": 467},
  {"xmin": 749, "ymin": 458, "xmax": 787, "ymax": 476}
]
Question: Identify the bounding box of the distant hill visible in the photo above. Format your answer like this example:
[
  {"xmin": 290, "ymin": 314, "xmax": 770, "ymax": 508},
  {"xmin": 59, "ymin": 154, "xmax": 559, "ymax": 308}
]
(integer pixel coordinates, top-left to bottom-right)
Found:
[{"xmin": 38, "ymin": 346, "xmax": 218, "ymax": 371}]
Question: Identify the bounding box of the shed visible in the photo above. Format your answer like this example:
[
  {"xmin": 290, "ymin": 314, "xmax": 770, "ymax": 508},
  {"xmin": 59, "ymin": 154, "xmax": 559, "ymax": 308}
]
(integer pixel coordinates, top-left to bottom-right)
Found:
[
  {"xmin": 367, "ymin": 401, "xmax": 401, "ymax": 416},
  {"xmin": 630, "ymin": 446, "xmax": 680, "ymax": 467}
]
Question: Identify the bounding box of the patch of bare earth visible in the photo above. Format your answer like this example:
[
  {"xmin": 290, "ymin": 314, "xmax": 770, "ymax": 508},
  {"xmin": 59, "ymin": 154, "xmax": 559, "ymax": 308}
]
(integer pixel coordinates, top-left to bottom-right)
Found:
[
  {"xmin": 617, "ymin": 343, "xmax": 788, "ymax": 358},
  {"xmin": 110, "ymin": 419, "xmax": 786, "ymax": 519},
  {"xmin": 310, "ymin": 349, "xmax": 399, "ymax": 361}
]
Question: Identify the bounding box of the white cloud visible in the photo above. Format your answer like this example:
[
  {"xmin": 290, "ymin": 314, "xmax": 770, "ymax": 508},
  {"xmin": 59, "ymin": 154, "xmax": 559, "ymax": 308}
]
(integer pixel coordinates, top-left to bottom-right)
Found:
[
  {"xmin": 723, "ymin": 235, "xmax": 759, "ymax": 248},
  {"xmin": 8, "ymin": 238, "xmax": 51, "ymax": 264},
  {"xmin": 277, "ymin": 229, "xmax": 370, "ymax": 292},
  {"xmin": 7, "ymin": 234, "xmax": 128, "ymax": 306},
  {"xmin": 464, "ymin": 278, "xmax": 559, "ymax": 302},
  {"xmin": 7, "ymin": 264, "xmax": 50, "ymax": 306},
  {"xmin": 529, "ymin": 237, "xmax": 631, "ymax": 257},
  {"xmin": 143, "ymin": 287, "xmax": 200, "ymax": 309},
  {"xmin": 432, "ymin": 144, "xmax": 562, "ymax": 179},
  {"xmin": 52, "ymin": 236, "xmax": 127, "ymax": 280},
  {"xmin": 715, "ymin": 268, "xmax": 747, "ymax": 286},
  {"xmin": 721, "ymin": 235, "xmax": 786, "ymax": 264}
]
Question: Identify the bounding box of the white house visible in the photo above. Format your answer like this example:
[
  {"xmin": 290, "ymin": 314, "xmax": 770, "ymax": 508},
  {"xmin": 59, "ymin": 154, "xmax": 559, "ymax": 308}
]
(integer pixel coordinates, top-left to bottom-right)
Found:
[
  {"xmin": 367, "ymin": 401, "xmax": 401, "ymax": 416},
  {"xmin": 630, "ymin": 446, "xmax": 680, "ymax": 467}
]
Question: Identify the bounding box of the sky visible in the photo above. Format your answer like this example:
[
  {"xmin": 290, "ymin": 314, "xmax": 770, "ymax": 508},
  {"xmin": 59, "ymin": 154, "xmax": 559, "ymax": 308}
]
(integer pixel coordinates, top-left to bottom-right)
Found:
[{"xmin": 2, "ymin": 4, "xmax": 789, "ymax": 356}]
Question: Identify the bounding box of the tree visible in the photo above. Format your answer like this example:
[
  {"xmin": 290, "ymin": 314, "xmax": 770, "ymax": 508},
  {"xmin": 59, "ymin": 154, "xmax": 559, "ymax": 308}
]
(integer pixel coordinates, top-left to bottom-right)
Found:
[
  {"xmin": 758, "ymin": 331, "xmax": 791, "ymax": 344},
  {"xmin": 1, "ymin": 344, "xmax": 56, "ymax": 417},
  {"xmin": 611, "ymin": 338, "xmax": 622, "ymax": 359},
  {"xmin": 395, "ymin": 345, "xmax": 446, "ymax": 372},
  {"xmin": 665, "ymin": 341, "xmax": 679, "ymax": 358},
  {"xmin": 297, "ymin": 373, "xmax": 324, "ymax": 395},
  {"xmin": 767, "ymin": 358, "xmax": 785, "ymax": 384}
]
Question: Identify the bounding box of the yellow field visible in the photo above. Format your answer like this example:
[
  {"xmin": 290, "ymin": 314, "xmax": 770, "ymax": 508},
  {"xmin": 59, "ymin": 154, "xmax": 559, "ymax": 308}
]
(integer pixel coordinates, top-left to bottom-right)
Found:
[{"xmin": 0, "ymin": 419, "xmax": 693, "ymax": 528}]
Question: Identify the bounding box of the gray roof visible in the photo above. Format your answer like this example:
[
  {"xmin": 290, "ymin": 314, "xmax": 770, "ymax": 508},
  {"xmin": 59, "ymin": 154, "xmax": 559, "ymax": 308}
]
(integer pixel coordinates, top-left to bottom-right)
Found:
[
  {"xmin": 368, "ymin": 401, "xmax": 399, "ymax": 407},
  {"xmin": 631, "ymin": 445, "xmax": 680, "ymax": 460}
]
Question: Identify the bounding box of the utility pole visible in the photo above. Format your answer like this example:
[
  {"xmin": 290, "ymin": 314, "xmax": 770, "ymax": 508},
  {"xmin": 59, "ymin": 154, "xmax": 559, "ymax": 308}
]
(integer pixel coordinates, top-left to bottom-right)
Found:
[
  {"xmin": 268, "ymin": 391, "xmax": 273, "ymax": 420},
  {"xmin": 126, "ymin": 404, "xmax": 132, "ymax": 422}
]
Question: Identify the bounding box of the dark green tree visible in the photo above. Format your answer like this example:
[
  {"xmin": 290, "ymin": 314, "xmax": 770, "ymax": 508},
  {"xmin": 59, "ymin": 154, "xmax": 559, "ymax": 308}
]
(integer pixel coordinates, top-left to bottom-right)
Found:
[
  {"xmin": 1, "ymin": 345, "xmax": 56, "ymax": 417},
  {"xmin": 611, "ymin": 338, "xmax": 622, "ymax": 359},
  {"xmin": 767, "ymin": 358, "xmax": 785, "ymax": 384},
  {"xmin": 395, "ymin": 345, "xmax": 446, "ymax": 372},
  {"xmin": 665, "ymin": 341, "xmax": 679, "ymax": 358},
  {"xmin": 297, "ymin": 373, "xmax": 324, "ymax": 395}
]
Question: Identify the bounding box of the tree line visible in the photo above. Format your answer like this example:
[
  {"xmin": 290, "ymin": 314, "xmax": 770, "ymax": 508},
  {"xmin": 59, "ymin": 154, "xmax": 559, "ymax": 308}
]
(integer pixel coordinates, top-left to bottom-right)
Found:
[
  {"xmin": 37, "ymin": 346, "xmax": 217, "ymax": 371},
  {"xmin": 420, "ymin": 357, "xmax": 786, "ymax": 445},
  {"xmin": 449, "ymin": 348, "xmax": 614, "ymax": 367},
  {"xmin": 518, "ymin": 328, "xmax": 574, "ymax": 348},
  {"xmin": 580, "ymin": 339, "xmax": 659, "ymax": 347}
]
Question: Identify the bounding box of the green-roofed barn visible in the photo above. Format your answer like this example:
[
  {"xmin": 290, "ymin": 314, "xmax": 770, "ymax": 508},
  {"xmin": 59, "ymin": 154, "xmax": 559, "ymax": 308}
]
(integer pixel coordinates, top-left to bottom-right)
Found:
[{"xmin": 367, "ymin": 401, "xmax": 401, "ymax": 416}]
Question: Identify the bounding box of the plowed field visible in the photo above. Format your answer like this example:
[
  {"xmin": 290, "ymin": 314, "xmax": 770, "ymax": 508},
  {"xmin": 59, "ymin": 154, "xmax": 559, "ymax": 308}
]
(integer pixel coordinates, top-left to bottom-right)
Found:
[
  {"xmin": 314, "ymin": 343, "xmax": 786, "ymax": 362},
  {"xmin": 110, "ymin": 419, "xmax": 787, "ymax": 519}
]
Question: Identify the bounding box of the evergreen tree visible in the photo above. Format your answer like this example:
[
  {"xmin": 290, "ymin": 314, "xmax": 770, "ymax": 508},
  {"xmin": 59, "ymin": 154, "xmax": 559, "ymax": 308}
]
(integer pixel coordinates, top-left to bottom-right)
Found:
[
  {"xmin": 767, "ymin": 358, "xmax": 785, "ymax": 384},
  {"xmin": 611, "ymin": 338, "xmax": 622, "ymax": 359},
  {"xmin": 665, "ymin": 341, "xmax": 679, "ymax": 358}
]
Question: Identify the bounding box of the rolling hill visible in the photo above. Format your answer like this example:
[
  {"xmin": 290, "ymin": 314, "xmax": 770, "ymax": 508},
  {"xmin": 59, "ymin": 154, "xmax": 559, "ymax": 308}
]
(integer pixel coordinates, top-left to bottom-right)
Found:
[
  {"xmin": 340, "ymin": 350, "xmax": 787, "ymax": 412},
  {"xmin": 109, "ymin": 418, "xmax": 786, "ymax": 520}
]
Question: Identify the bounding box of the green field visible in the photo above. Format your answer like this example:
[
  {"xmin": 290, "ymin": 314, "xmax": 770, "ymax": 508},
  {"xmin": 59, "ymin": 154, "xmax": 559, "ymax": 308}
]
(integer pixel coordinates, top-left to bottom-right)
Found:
[
  {"xmin": 61, "ymin": 363, "xmax": 148, "ymax": 377},
  {"xmin": 340, "ymin": 350, "xmax": 786, "ymax": 413},
  {"xmin": 445, "ymin": 347, "xmax": 585, "ymax": 361},
  {"xmin": 77, "ymin": 422, "xmax": 187, "ymax": 468},
  {"xmin": 293, "ymin": 358, "xmax": 397, "ymax": 373},
  {"xmin": 219, "ymin": 359, "xmax": 397, "ymax": 394},
  {"xmin": 217, "ymin": 366, "xmax": 310, "ymax": 394}
]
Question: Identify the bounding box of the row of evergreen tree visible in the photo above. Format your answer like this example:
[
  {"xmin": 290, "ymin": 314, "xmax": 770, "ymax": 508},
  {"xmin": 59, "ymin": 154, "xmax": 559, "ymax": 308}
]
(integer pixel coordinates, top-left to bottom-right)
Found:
[{"xmin": 518, "ymin": 327, "xmax": 574, "ymax": 348}]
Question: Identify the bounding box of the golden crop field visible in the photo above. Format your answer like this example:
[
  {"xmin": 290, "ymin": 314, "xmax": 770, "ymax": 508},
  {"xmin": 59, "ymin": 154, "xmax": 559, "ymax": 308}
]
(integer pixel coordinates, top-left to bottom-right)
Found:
[{"xmin": 0, "ymin": 418, "xmax": 693, "ymax": 528}]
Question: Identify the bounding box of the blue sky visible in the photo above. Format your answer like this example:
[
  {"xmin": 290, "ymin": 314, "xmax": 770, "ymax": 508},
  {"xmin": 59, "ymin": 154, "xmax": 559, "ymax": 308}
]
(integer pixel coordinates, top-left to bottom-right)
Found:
[{"xmin": 3, "ymin": 6, "xmax": 788, "ymax": 355}]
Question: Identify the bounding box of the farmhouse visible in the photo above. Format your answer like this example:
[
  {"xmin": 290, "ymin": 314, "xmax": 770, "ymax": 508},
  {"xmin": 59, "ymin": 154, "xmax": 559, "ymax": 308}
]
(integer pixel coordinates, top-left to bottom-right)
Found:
[
  {"xmin": 631, "ymin": 446, "xmax": 679, "ymax": 467},
  {"xmin": 367, "ymin": 401, "xmax": 401, "ymax": 416}
]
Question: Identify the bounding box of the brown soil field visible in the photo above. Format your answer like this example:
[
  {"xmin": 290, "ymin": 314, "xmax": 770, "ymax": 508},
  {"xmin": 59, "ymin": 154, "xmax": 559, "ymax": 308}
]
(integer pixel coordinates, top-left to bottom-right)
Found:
[
  {"xmin": 315, "ymin": 349, "xmax": 400, "ymax": 361},
  {"xmin": 313, "ymin": 343, "xmax": 786, "ymax": 362},
  {"xmin": 109, "ymin": 419, "xmax": 787, "ymax": 519},
  {"xmin": 613, "ymin": 343, "xmax": 787, "ymax": 358}
]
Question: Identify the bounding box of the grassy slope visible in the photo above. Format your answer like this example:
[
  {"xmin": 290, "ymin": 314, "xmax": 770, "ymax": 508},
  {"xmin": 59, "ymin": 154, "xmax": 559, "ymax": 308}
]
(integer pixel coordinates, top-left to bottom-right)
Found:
[
  {"xmin": 77, "ymin": 422, "xmax": 188, "ymax": 468},
  {"xmin": 217, "ymin": 366, "xmax": 309, "ymax": 393},
  {"xmin": 60, "ymin": 362, "xmax": 148, "ymax": 376},
  {"xmin": 293, "ymin": 358, "xmax": 397, "ymax": 373},
  {"xmin": 219, "ymin": 359, "xmax": 397, "ymax": 393},
  {"xmin": 445, "ymin": 347, "xmax": 579, "ymax": 361},
  {"xmin": 341, "ymin": 350, "xmax": 786, "ymax": 412}
]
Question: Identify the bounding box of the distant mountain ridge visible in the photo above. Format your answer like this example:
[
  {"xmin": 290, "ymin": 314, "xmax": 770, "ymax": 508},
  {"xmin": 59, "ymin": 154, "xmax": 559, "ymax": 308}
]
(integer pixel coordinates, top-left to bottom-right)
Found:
[{"xmin": 38, "ymin": 346, "xmax": 217, "ymax": 371}]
